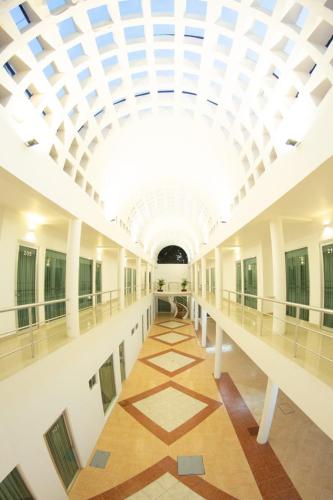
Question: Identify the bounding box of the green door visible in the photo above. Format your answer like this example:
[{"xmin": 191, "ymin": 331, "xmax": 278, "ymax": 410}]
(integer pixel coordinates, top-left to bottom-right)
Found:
[
  {"xmin": 99, "ymin": 354, "xmax": 116, "ymax": 413},
  {"xmin": 236, "ymin": 261, "xmax": 242, "ymax": 304},
  {"xmin": 44, "ymin": 250, "xmax": 66, "ymax": 320},
  {"xmin": 95, "ymin": 262, "xmax": 102, "ymax": 304},
  {"xmin": 243, "ymin": 257, "xmax": 257, "ymax": 309},
  {"xmin": 0, "ymin": 467, "xmax": 33, "ymax": 499},
  {"xmin": 322, "ymin": 243, "xmax": 333, "ymax": 328},
  {"xmin": 16, "ymin": 245, "xmax": 37, "ymax": 328},
  {"xmin": 119, "ymin": 341, "xmax": 126, "ymax": 382},
  {"xmin": 45, "ymin": 414, "xmax": 79, "ymax": 490},
  {"xmin": 285, "ymin": 248, "xmax": 309, "ymax": 321},
  {"xmin": 79, "ymin": 257, "xmax": 93, "ymax": 310}
]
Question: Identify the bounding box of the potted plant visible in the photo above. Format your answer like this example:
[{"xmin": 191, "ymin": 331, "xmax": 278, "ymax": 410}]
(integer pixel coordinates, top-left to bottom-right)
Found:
[
  {"xmin": 157, "ymin": 279, "xmax": 165, "ymax": 291},
  {"xmin": 181, "ymin": 278, "xmax": 189, "ymax": 292}
]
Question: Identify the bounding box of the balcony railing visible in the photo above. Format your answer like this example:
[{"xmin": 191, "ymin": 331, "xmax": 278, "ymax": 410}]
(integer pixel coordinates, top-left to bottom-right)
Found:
[{"xmin": 195, "ymin": 288, "xmax": 333, "ymax": 387}]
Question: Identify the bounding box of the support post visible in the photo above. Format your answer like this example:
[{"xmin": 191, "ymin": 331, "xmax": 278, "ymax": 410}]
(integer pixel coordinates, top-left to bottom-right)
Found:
[
  {"xmin": 214, "ymin": 324, "xmax": 223, "ymax": 379},
  {"xmin": 257, "ymin": 378, "xmax": 279, "ymax": 444},
  {"xmin": 201, "ymin": 309, "xmax": 207, "ymax": 347},
  {"xmin": 118, "ymin": 247, "xmax": 125, "ymax": 310},
  {"xmin": 194, "ymin": 301, "xmax": 199, "ymax": 331},
  {"xmin": 66, "ymin": 218, "xmax": 81, "ymax": 338},
  {"xmin": 269, "ymin": 220, "xmax": 286, "ymax": 334},
  {"xmin": 136, "ymin": 257, "xmax": 142, "ymax": 301},
  {"xmin": 201, "ymin": 257, "xmax": 206, "ymax": 300},
  {"xmin": 215, "ymin": 246, "xmax": 222, "ymax": 309}
]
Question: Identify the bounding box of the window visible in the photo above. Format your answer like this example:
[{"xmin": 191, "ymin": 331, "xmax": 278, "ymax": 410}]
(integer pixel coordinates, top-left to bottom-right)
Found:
[
  {"xmin": 10, "ymin": 4, "xmax": 30, "ymax": 31},
  {"xmin": 99, "ymin": 354, "xmax": 117, "ymax": 412},
  {"xmin": 0, "ymin": 467, "xmax": 33, "ymax": 499},
  {"xmin": 79, "ymin": 257, "xmax": 93, "ymax": 309},
  {"xmin": 157, "ymin": 245, "xmax": 188, "ymax": 264}
]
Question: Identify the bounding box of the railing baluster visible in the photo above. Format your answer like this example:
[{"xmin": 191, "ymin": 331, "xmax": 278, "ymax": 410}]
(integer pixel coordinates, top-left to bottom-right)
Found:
[
  {"xmin": 29, "ymin": 306, "xmax": 35, "ymax": 358},
  {"xmin": 294, "ymin": 306, "xmax": 300, "ymax": 357}
]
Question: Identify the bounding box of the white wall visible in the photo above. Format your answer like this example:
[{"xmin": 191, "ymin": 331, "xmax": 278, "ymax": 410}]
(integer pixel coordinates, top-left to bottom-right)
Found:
[
  {"xmin": 0, "ymin": 295, "xmax": 153, "ymax": 499},
  {"xmin": 155, "ymin": 264, "xmax": 190, "ymax": 289}
]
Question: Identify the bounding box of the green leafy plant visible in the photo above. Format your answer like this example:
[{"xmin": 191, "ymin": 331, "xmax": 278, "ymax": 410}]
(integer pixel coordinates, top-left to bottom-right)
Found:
[
  {"xmin": 181, "ymin": 278, "xmax": 189, "ymax": 291},
  {"xmin": 157, "ymin": 279, "xmax": 165, "ymax": 291}
]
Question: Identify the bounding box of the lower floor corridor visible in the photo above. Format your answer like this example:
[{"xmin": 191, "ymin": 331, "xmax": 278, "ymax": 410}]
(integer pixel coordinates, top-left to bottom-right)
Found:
[{"xmin": 69, "ymin": 315, "xmax": 332, "ymax": 500}]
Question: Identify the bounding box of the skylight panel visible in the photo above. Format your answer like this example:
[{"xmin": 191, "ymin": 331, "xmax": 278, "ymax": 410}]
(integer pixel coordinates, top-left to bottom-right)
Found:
[
  {"xmin": 102, "ymin": 55, "xmax": 118, "ymax": 70},
  {"xmin": 128, "ymin": 49, "xmax": 146, "ymax": 65},
  {"xmin": 57, "ymin": 86, "xmax": 67, "ymax": 99},
  {"xmin": 184, "ymin": 50, "xmax": 201, "ymax": 67},
  {"xmin": 185, "ymin": 0, "xmax": 207, "ymax": 20},
  {"xmin": 3, "ymin": 61, "xmax": 16, "ymax": 77},
  {"xmin": 77, "ymin": 67, "xmax": 91, "ymax": 84},
  {"xmin": 109, "ymin": 77, "xmax": 122, "ymax": 92},
  {"xmin": 131, "ymin": 70, "xmax": 148, "ymax": 81},
  {"xmin": 282, "ymin": 38, "xmax": 294, "ymax": 55},
  {"xmin": 58, "ymin": 17, "xmax": 78, "ymax": 40},
  {"xmin": 214, "ymin": 59, "xmax": 227, "ymax": 75},
  {"xmin": 254, "ymin": 0, "xmax": 277, "ymax": 14},
  {"xmin": 43, "ymin": 62, "xmax": 56, "ymax": 79},
  {"xmin": 95, "ymin": 32, "xmax": 116, "ymax": 52},
  {"xmin": 217, "ymin": 34, "xmax": 233, "ymax": 55},
  {"xmin": 252, "ymin": 20, "xmax": 268, "ymax": 39},
  {"xmin": 87, "ymin": 5, "xmax": 111, "ymax": 28},
  {"xmin": 124, "ymin": 25, "xmax": 145, "ymax": 43},
  {"xmin": 157, "ymin": 69, "xmax": 174, "ymax": 78},
  {"xmin": 153, "ymin": 24, "xmax": 175, "ymax": 36},
  {"xmin": 246, "ymin": 48, "xmax": 259, "ymax": 63},
  {"xmin": 47, "ymin": 0, "xmax": 67, "ymax": 14},
  {"xmin": 295, "ymin": 5, "xmax": 309, "ymax": 29},
  {"xmin": 10, "ymin": 4, "xmax": 30, "ymax": 32},
  {"xmin": 67, "ymin": 43, "xmax": 85, "ymax": 62},
  {"xmin": 119, "ymin": 0, "xmax": 143, "ymax": 19},
  {"xmin": 28, "ymin": 37, "xmax": 44, "ymax": 57},
  {"xmin": 86, "ymin": 89, "xmax": 97, "ymax": 102},
  {"xmin": 151, "ymin": 0, "xmax": 174, "ymax": 16},
  {"xmin": 218, "ymin": 6, "xmax": 238, "ymax": 29},
  {"xmin": 184, "ymin": 26, "xmax": 204, "ymax": 39}
]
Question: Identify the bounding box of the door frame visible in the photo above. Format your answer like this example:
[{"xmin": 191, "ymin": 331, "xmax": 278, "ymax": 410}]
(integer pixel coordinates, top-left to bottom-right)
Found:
[
  {"xmin": 15, "ymin": 241, "xmax": 39, "ymax": 330},
  {"xmin": 44, "ymin": 410, "xmax": 80, "ymax": 492},
  {"xmin": 320, "ymin": 239, "xmax": 333, "ymax": 331}
]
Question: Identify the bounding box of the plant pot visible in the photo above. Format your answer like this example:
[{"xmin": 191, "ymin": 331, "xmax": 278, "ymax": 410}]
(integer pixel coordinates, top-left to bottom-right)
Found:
[
  {"xmin": 181, "ymin": 289, "xmax": 187, "ymax": 292},
  {"xmin": 158, "ymin": 288, "xmax": 163, "ymax": 292}
]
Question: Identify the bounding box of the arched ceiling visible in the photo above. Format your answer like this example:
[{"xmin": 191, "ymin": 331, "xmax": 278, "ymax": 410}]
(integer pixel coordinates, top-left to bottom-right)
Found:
[{"xmin": 1, "ymin": 0, "xmax": 332, "ymax": 259}]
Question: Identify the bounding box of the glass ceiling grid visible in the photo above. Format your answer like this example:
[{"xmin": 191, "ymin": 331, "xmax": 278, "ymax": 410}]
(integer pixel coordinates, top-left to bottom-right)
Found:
[{"xmin": 0, "ymin": 0, "xmax": 333, "ymax": 216}]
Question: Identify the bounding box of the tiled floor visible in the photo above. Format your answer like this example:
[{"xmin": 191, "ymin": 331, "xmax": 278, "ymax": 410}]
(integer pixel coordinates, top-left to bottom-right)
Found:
[
  {"xmin": 69, "ymin": 314, "xmax": 309, "ymax": 500},
  {"xmin": 151, "ymin": 331, "xmax": 193, "ymax": 345}
]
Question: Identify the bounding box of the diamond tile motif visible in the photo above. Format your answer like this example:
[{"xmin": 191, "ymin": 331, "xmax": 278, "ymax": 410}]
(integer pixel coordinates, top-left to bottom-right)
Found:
[
  {"xmin": 119, "ymin": 381, "xmax": 221, "ymax": 444},
  {"xmin": 133, "ymin": 387, "xmax": 207, "ymax": 432},
  {"xmin": 152, "ymin": 331, "xmax": 193, "ymax": 346},
  {"xmin": 159, "ymin": 320, "xmax": 186, "ymax": 329},
  {"xmin": 139, "ymin": 348, "xmax": 204, "ymax": 376},
  {"xmin": 89, "ymin": 456, "xmax": 235, "ymax": 499},
  {"xmin": 127, "ymin": 473, "xmax": 204, "ymax": 499}
]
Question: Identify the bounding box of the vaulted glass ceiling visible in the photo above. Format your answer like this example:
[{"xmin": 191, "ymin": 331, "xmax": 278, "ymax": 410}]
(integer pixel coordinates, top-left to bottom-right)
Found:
[{"xmin": 1, "ymin": 0, "xmax": 332, "ymax": 258}]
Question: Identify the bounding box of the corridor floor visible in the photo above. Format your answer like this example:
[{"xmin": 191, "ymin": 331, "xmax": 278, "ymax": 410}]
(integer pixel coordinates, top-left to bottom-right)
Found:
[{"xmin": 69, "ymin": 316, "xmax": 304, "ymax": 499}]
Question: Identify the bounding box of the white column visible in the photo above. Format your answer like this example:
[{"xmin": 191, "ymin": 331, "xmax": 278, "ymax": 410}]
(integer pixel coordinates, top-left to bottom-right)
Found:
[
  {"xmin": 118, "ymin": 247, "xmax": 125, "ymax": 310},
  {"xmin": 257, "ymin": 378, "xmax": 279, "ymax": 444},
  {"xmin": 146, "ymin": 264, "xmax": 149, "ymax": 294},
  {"xmin": 214, "ymin": 324, "xmax": 223, "ymax": 379},
  {"xmin": 194, "ymin": 301, "xmax": 199, "ymax": 331},
  {"xmin": 269, "ymin": 220, "xmax": 286, "ymax": 334},
  {"xmin": 191, "ymin": 265, "xmax": 194, "ymax": 292},
  {"xmin": 136, "ymin": 257, "xmax": 141, "ymax": 300},
  {"xmin": 201, "ymin": 257, "xmax": 206, "ymax": 300},
  {"xmin": 66, "ymin": 218, "xmax": 82, "ymax": 338},
  {"xmin": 201, "ymin": 309, "xmax": 207, "ymax": 347},
  {"xmin": 215, "ymin": 246, "xmax": 222, "ymax": 309},
  {"xmin": 190, "ymin": 296, "xmax": 195, "ymax": 320},
  {"xmin": 194, "ymin": 261, "xmax": 198, "ymax": 295}
]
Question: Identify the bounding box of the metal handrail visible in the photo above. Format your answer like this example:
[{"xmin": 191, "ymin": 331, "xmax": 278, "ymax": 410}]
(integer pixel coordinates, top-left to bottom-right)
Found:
[
  {"xmin": 0, "ymin": 290, "xmax": 121, "ymax": 361},
  {"xmin": 192, "ymin": 288, "xmax": 333, "ymax": 369}
]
